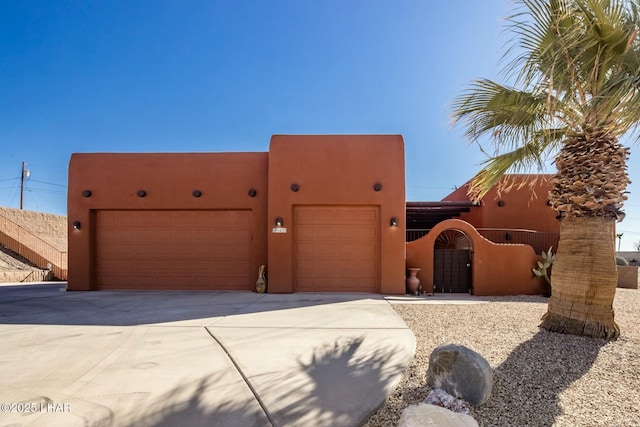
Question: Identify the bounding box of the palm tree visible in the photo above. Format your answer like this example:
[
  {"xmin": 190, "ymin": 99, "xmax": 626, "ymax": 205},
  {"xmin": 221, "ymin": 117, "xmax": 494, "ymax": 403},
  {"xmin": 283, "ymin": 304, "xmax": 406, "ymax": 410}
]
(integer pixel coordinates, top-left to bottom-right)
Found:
[{"xmin": 451, "ymin": 0, "xmax": 640, "ymax": 339}]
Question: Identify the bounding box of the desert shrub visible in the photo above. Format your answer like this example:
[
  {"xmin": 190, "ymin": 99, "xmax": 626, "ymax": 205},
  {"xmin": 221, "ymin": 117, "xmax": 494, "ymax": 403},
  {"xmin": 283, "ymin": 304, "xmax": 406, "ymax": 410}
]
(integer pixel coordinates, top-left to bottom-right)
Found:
[{"xmin": 616, "ymin": 256, "xmax": 629, "ymax": 266}]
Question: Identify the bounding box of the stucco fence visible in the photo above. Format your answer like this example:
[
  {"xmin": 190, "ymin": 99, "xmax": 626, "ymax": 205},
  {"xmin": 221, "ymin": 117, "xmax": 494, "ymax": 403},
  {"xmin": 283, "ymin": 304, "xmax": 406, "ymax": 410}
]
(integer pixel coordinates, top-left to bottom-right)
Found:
[
  {"xmin": 617, "ymin": 266, "xmax": 639, "ymax": 289},
  {"xmin": 406, "ymin": 219, "xmax": 547, "ymax": 296}
]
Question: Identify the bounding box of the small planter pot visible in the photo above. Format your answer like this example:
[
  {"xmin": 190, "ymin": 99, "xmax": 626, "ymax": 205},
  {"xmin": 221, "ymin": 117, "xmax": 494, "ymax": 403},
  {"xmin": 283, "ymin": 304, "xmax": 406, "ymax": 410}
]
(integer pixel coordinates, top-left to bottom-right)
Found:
[{"xmin": 407, "ymin": 268, "xmax": 421, "ymax": 295}]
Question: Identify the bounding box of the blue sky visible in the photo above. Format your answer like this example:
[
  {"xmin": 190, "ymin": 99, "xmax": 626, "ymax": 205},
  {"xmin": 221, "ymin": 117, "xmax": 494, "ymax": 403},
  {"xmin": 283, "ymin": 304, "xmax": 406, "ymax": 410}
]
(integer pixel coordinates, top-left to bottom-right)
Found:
[{"xmin": 1, "ymin": 0, "xmax": 639, "ymax": 250}]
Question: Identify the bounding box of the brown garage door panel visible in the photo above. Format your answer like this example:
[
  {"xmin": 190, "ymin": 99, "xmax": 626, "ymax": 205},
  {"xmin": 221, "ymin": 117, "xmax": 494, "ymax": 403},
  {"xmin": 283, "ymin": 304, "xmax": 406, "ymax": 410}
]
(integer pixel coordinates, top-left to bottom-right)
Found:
[
  {"xmin": 95, "ymin": 210, "xmax": 252, "ymax": 290},
  {"xmin": 294, "ymin": 206, "xmax": 379, "ymax": 292}
]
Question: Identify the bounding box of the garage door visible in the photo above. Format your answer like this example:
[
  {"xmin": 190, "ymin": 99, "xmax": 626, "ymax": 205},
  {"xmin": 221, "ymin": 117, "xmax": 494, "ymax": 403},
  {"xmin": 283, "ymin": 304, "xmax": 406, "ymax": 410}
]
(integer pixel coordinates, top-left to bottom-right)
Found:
[
  {"xmin": 95, "ymin": 210, "xmax": 252, "ymax": 290},
  {"xmin": 294, "ymin": 206, "xmax": 379, "ymax": 292}
]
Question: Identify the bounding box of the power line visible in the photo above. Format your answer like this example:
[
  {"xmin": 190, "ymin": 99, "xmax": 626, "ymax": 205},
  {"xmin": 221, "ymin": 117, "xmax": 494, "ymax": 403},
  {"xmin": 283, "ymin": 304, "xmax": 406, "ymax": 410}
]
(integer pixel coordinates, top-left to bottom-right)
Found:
[
  {"xmin": 30, "ymin": 189, "xmax": 61, "ymax": 213},
  {"xmin": 29, "ymin": 179, "xmax": 67, "ymax": 188},
  {"xmin": 24, "ymin": 187, "xmax": 67, "ymax": 195}
]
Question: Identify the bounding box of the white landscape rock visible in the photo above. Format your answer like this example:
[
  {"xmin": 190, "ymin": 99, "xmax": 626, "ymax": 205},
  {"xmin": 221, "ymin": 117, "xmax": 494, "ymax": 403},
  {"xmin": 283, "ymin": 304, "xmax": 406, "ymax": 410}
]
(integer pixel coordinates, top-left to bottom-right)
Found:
[
  {"xmin": 424, "ymin": 388, "xmax": 472, "ymax": 414},
  {"xmin": 398, "ymin": 403, "xmax": 479, "ymax": 427}
]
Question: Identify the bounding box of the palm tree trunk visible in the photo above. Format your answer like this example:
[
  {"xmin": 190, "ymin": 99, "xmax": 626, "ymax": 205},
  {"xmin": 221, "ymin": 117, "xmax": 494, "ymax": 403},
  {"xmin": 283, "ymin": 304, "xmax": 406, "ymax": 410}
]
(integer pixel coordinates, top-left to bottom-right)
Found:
[{"xmin": 540, "ymin": 216, "xmax": 619, "ymax": 339}]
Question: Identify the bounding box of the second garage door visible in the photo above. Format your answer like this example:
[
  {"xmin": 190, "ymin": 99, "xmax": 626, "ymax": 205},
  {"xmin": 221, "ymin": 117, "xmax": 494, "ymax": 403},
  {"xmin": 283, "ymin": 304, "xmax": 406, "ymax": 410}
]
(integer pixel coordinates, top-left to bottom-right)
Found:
[
  {"xmin": 94, "ymin": 210, "xmax": 252, "ymax": 290},
  {"xmin": 294, "ymin": 206, "xmax": 379, "ymax": 292}
]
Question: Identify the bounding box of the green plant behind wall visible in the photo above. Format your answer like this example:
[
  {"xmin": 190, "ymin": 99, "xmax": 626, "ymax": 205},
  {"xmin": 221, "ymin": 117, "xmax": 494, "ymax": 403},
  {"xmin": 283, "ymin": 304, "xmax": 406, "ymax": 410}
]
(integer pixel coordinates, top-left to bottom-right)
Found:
[
  {"xmin": 533, "ymin": 247, "xmax": 555, "ymax": 297},
  {"xmin": 616, "ymin": 256, "xmax": 629, "ymax": 266}
]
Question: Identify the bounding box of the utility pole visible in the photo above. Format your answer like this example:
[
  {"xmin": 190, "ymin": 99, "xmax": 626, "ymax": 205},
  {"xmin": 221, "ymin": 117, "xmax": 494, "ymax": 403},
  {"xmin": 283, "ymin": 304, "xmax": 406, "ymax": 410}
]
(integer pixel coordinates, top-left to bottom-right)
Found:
[
  {"xmin": 617, "ymin": 233, "xmax": 624, "ymax": 252},
  {"xmin": 20, "ymin": 161, "xmax": 30, "ymax": 210}
]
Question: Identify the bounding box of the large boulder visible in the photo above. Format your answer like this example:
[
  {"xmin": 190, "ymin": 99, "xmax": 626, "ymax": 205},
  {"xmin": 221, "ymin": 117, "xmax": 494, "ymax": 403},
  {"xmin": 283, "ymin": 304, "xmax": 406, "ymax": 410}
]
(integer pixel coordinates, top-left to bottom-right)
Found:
[
  {"xmin": 398, "ymin": 404, "xmax": 478, "ymax": 427},
  {"xmin": 427, "ymin": 344, "xmax": 493, "ymax": 406}
]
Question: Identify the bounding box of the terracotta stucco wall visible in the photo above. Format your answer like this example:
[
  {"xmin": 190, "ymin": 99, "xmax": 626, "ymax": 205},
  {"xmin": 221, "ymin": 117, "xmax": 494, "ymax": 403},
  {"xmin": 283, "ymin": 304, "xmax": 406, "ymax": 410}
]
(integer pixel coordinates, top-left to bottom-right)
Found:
[
  {"xmin": 267, "ymin": 135, "xmax": 406, "ymax": 294},
  {"xmin": 406, "ymin": 219, "xmax": 546, "ymax": 296},
  {"xmin": 617, "ymin": 266, "xmax": 639, "ymax": 289},
  {"xmin": 443, "ymin": 175, "xmax": 559, "ymax": 234},
  {"xmin": 67, "ymin": 152, "xmax": 268, "ymax": 291}
]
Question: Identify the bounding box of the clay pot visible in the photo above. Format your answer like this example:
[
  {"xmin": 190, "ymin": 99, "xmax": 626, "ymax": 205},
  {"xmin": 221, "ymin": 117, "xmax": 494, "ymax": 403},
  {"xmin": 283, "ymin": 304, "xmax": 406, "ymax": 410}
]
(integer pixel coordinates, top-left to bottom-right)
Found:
[{"xmin": 407, "ymin": 268, "xmax": 421, "ymax": 295}]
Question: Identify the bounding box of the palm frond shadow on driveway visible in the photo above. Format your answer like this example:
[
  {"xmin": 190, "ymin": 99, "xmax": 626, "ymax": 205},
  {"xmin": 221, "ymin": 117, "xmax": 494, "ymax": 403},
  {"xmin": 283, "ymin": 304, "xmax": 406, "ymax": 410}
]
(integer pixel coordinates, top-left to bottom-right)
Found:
[
  {"xmin": 265, "ymin": 336, "xmax": 408, "ymax": 427},
  {"xmin": 128, "ymin": 336, "xmax": 408, "ymax": 427},
  {"xmin": 130, "ymin": 373, "xmax": 270, "ymax": 427}
]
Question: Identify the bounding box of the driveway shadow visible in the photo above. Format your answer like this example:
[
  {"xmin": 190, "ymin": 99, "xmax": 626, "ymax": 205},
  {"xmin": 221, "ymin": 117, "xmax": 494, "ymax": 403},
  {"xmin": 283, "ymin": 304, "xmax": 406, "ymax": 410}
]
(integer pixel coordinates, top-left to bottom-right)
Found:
[
  {"xmin": 0, "ymin": 283, "xmax": 385, "ymax": 326},
  {"xmin": 131, "ymin": 375, "xmax": 270, "ymax": 427},
  {"xmin": 130, "ymin": 336, "xmax": 407, "ymax": 427},
  {"xmin": 274, "ymin": 336, "xmax": 407, "ymax": 426}
]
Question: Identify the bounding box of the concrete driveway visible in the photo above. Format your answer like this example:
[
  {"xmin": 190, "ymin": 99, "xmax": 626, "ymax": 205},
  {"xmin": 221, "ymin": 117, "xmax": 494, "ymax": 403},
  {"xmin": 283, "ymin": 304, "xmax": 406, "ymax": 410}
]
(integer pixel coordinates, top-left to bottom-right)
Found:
[{"xmin": 0, "ymin": 283, "xmax": 415, "ymax": 427}]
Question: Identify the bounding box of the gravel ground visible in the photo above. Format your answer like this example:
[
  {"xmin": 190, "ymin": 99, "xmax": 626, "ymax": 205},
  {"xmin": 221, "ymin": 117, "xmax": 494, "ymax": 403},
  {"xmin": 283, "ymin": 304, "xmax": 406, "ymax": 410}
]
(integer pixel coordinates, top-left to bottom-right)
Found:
[
  {"xmin": 0, "ymin": 245, "xmax": 40, "ymax": 270},
  {"xmin": 365, "ymin": 289, "xmax": 640, "ymax": 427}
]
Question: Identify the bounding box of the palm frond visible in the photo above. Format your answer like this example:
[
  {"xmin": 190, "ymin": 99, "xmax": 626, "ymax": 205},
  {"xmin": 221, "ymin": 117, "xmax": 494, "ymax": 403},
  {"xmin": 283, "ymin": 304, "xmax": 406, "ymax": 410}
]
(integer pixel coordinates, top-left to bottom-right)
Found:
[
  {"xmin": 452, "ymin": 0, "xmax": 640, "ymax": 200},
  {"xmin": 467, "ymin": 129, "xmax": 566, "ymax": 200},
  {"xmin": 451, "ymin": 79, "xmax": 551, "ymax": 147}
]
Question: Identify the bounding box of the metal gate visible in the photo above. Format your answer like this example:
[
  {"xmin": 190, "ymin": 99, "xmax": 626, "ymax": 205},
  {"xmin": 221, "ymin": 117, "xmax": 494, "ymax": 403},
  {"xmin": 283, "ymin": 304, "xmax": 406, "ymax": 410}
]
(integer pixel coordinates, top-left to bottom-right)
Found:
[{"xmin": 434, "ymin": 249, "xmax": 471, "ymax": 293}]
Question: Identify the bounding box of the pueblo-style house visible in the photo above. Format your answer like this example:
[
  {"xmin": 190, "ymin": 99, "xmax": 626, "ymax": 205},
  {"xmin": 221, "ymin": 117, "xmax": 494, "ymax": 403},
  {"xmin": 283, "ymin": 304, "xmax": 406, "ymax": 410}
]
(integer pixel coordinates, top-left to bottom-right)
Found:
[{"xmin": 67, "ymin": 135, "xmax": 557, "ymax": 295}]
